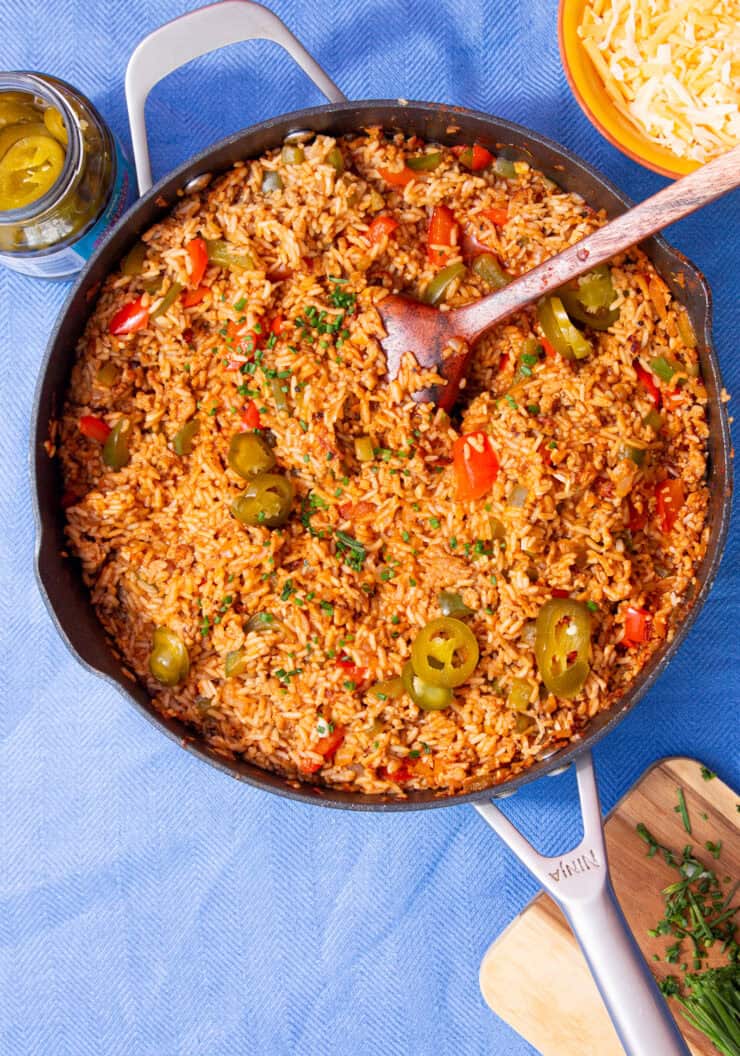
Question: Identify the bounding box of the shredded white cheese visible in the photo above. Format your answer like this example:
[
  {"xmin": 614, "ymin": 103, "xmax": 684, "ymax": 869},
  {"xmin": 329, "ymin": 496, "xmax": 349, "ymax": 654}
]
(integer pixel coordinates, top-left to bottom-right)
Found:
[{"xmin": 578, "ymin": 0, "xmax": 740, "ymax": 162}]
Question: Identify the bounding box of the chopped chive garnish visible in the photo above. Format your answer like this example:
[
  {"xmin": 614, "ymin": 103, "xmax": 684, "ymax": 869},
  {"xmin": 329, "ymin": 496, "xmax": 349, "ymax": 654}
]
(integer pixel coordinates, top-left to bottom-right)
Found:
[{"xmin": 677, "ymin": 787, "xmax": 692, "ymax": 834}]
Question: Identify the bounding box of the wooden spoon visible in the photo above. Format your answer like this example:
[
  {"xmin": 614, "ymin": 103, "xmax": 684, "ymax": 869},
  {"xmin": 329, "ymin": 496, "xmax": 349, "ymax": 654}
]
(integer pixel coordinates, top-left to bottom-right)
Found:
[{"xmin": 378, "ymin": 143, "xmax": 740, "ymax": 410}]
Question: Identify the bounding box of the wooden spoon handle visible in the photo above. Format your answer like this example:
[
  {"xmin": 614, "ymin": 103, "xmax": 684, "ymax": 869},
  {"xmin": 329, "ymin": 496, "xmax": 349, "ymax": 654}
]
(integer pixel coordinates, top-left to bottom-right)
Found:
[{"xmin": 452, "ymin": 143, "xmax": 740, "ymax": 341}]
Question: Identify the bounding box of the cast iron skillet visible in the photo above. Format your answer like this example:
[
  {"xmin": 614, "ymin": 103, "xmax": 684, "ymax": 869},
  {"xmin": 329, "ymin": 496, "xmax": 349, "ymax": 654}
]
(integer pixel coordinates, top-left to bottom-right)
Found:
[{"xmin": 30, "ymin": 5, "xmax": 731, "ymax": 1053}]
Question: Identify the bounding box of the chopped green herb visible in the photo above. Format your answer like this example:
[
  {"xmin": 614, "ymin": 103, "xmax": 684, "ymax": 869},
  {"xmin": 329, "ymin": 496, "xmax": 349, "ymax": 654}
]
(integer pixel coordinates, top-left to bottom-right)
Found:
[
  {"xmin": 701, "ymin": 766, "xmax": 717, "ymax": 781},
  {"xmin": 636, "ymin": 821, "xmax": 739, "ymax": 977},
  {"xmin": 233, "ymin": 297, "xmax": 246, "ymax": 311},
  {"xmin": 660, "ymin": 976, "xmax": 681, "ymax": 997},
  {"xmin": 335, "ymin": 529, "xmax": 367, "ymax": 572},
  {"xmin": 677, "ymin": 787, "xmax": 692, "ymax": 834},
  {"xmin": 329, "ymin": 284, "xmax": 356, "ymax": 311}
]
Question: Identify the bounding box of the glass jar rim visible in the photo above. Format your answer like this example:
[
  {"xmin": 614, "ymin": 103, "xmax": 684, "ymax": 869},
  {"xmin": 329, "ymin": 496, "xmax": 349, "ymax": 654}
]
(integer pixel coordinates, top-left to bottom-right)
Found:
[{"xmin": 0, "ymin": 71, "xmax": 82, "ymax": 222}]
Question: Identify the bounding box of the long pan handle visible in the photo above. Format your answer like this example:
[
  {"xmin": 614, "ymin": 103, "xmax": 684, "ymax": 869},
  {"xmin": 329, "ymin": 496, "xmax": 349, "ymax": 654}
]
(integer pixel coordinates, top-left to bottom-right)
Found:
[
  {"xmin": 125, "ymin": 0, "xmax": 346, "ymax": 194},
  {"xmin": 475, "ymin": 752, "xmax": 689, "ymax": 1056}
]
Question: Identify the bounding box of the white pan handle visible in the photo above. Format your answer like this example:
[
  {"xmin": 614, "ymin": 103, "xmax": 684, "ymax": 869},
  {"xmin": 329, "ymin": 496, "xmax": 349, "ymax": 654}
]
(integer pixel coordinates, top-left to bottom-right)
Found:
[
  {"xmin": 125, "ymin": 0, "xmax": 347, "ymax": 194},
  {"xmin": 475, "ymin": 751, "xmax": 689, "ymax": 1056}
]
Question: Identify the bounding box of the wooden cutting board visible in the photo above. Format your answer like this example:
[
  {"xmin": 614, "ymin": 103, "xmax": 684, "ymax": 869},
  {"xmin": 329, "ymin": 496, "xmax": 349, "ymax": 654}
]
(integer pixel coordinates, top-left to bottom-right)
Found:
[{"xmin": 479, "ymin": 757, "xmax": 739, "ymax": 1056}]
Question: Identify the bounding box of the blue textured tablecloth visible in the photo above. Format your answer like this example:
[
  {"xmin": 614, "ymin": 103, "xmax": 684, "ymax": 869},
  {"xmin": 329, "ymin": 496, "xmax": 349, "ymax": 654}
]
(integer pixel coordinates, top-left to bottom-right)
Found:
[{"xmin": 2, "ymin": 2, "xmax": 738, "ymax": 1053}]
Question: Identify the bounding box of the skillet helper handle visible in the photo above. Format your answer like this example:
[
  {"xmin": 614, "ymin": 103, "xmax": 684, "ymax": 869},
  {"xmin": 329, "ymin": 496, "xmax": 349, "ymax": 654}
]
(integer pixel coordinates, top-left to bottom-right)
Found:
[
  {"xmin": 475, "ymin": 752, "xmax": 689, "ymax": 1056},
  {"xmin": 125, "ymin": 0, "xmax": 347, "ymax": 194}
]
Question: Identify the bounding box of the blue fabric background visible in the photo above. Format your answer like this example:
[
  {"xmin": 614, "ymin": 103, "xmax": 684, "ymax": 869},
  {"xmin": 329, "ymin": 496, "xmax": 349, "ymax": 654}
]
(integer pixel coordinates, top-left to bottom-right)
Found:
[{"xmin": 1, "ymin": 2, "xmax": 738, "ymax": 1053}]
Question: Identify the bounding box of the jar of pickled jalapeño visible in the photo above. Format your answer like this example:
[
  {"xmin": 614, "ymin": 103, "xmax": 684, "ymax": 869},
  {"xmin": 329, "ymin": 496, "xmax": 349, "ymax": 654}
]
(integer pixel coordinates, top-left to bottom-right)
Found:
[{"xmin": 0, "ymin": 72, "xmax": 135, "ymax": 279}]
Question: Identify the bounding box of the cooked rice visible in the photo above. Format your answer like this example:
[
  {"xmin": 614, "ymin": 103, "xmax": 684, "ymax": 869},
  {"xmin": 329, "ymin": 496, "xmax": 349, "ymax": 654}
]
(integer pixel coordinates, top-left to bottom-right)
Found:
[{"xmin": 57, "ymin": 129, "xmax": 710, "ymax": 796}]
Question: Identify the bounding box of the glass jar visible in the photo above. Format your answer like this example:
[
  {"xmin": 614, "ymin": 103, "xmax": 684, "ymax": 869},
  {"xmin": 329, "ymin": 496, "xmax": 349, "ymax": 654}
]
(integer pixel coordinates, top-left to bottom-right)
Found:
[{"xmin": 0, "ymin": 72, "xmax": 135, "ymax": 279}]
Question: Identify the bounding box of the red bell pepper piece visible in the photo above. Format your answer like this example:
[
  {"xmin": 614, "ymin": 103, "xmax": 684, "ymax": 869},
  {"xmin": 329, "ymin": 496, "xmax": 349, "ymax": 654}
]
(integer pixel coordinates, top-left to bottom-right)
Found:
[
  {"xmin": 186, "ymin": 237, "xmax": 208, "ymax": 288},
  {"xmin": 655, "ymin": 479, "xmax": 685, "ymax": 533},
  {"xmin": 300, "ymin": 760, "xmax": 323, "ymax": 775},
  {"xmin": 300, "ymin": 726, "xmax": 345, "ymax": 773},
  {"xmin": 181, "ymin": 285, "xmax": 210, "ymax": 307},
  {"xmin": 336, "ymin": 653, "xmax": 367, "ymax": 683},
  {"xmin": 367, "ymin": 214, "xmax": 400, "ymax": 244},
  {"xmin": 378, "ymin": 165, "xmax": 416, "ymax": 187},
  {"xmin": 427, "ymin": 204, "xmax": 458, "ymax": 268},
  {"xmin": 78, "ymin": 415, "xmax": 111, "ymax": 443},
  {"xmin": 482, "ymin": 207, "xmax": 508, "ymax": 226},
  {"xmin": 452, "ymin": 431, "xmax": 500, "ymax": 501},
  {"xmin": 551, "ymin": 588, "xmax": 570, "ymax": 598},
  {"xmin": 377, "ymin": 762, "xmax": 414, "ymax": 783},
  {"xmin": 226, "ymin": 319, "xmax": 261, "ymax": 368},
  {"xmin": 241, "ymin": 401, "xmax": 262, "ymax": 430},
  {"xmin": 541, "ymin": 338, "xmax": 557, "ymax": 359},
  {"xmin": 270, "ymin": 315, "xmax": 284, "ymax": 336},
  {"xmin": 452, "ymin": 144, "xmax": 494, "ymax": 170},
  {"xmin": 634, "ymin": 360, "xmax": 662, "ymax": 407},
  {"xmin": 109, "ymin": 296, "xmax": 149, "ymax": 336},
  {"xmin": 390, "ymin": 761, "xmax": 414, "ymax": 782},
  {"xmin": 623, "ymin": 606, "xmax": 651, "ymax": 646}
]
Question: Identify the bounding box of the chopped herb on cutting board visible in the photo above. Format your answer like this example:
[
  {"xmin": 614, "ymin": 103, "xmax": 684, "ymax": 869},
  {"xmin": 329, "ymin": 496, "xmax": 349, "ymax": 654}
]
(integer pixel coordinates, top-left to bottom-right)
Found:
[{"xmin": 636, "ymin": 765, "xmax": 739, "ymax": 1055}]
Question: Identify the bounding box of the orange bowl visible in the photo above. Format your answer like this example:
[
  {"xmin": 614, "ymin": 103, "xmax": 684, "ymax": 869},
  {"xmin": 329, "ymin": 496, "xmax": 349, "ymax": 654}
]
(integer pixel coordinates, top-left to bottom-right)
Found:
[{"xmin": 558, "ymin": 0, "xmax": 700, "ymax": 179}]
